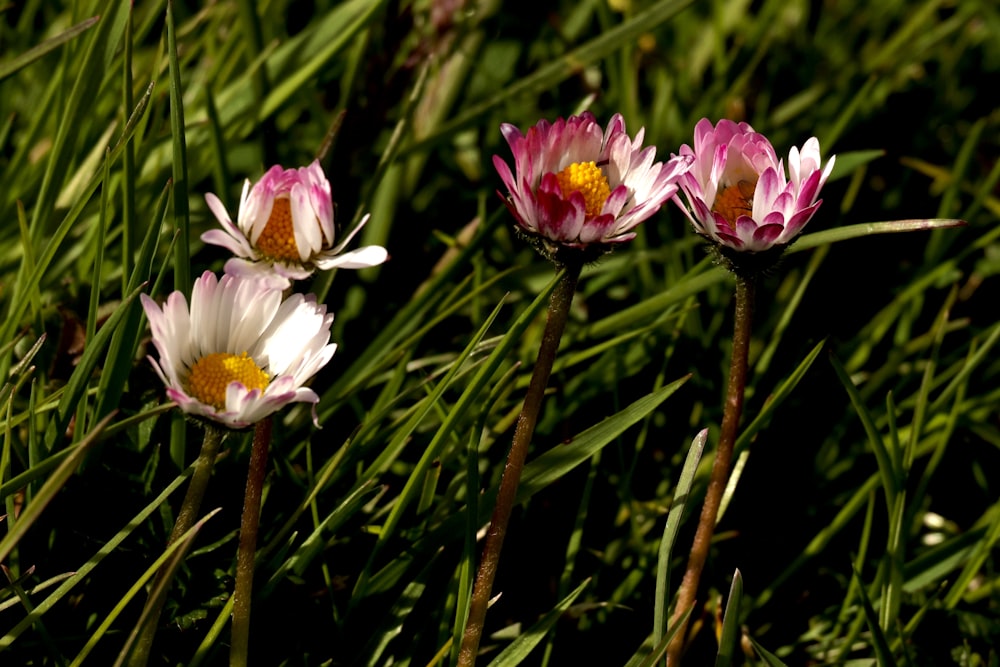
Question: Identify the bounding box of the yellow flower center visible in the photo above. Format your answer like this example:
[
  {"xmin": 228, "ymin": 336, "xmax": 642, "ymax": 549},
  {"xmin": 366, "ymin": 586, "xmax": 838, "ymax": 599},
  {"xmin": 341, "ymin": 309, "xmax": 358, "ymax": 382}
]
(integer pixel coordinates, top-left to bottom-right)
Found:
[
  {"xmin": 255, "ymin": 197, "xmax": 300, "ymax": 261},
  {"xmin": 555, "ymin": 161, "xmax": 611, "ymax": 217},
  {"xmin": 712, "ymin": 179, "xmax": 756, "ymax": 228},
  {"xmin": 187, "ymin": 352, "xmax": 269, "ymax": 411}
]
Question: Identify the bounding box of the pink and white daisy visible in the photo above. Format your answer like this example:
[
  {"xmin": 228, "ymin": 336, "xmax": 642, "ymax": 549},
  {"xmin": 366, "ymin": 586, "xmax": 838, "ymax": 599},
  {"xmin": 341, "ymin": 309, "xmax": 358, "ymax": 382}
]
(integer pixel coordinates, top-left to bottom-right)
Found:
[
  {"xmin": 493, "ymin": 112, "xmax": 692, "ymax": 259},
  {"xmin": 202, "ymin": 160, "xmax": 388, "ymax": 288},
  {"xmin": 141, "ymin": 271, "xmax": 336, "ymax": 429},
  {"xmin": 673, "ymin": 118, "xmax": 836, "ymax": 255}
]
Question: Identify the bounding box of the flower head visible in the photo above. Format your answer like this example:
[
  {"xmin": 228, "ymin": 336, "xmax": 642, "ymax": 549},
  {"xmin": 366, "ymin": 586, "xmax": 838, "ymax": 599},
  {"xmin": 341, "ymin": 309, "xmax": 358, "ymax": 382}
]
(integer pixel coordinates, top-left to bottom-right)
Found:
[
  {"xmin": 141, "ymin": 271, "xmax": 337, "ymax": 429},
  {"xmin": 493, "ymin": 112, "xmax": 692, "ymax": 262},
  {"xmin": 673, "ymin": 118, "xmax": 836, "ymax": 271},
  {"xmin": 202, "ymin": 160, "xmax": 388, "ymax": 288}
]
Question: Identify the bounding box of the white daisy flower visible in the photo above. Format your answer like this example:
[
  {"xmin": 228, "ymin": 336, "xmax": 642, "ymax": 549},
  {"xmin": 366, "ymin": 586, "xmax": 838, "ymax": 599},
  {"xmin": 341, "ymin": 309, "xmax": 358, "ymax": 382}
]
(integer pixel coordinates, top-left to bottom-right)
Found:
[{"xmin": 141, "ymin": 271, "xmax": 336, "ymax": 429}]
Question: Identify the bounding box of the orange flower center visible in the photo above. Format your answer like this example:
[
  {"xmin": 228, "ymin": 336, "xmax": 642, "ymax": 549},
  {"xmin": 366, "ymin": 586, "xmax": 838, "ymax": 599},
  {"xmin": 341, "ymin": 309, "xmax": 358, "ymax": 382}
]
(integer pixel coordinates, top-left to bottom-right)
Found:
[
  {"xmin": 187, "ymin": 352, "xmax": 269, "ymax": 410},
  {"xmin": 711, "ymin": 179, "xmax": 756, "ymax": 228},
  {"xmin": 255, "ymin": 197, "xmax": 301, "ymax": 261},
  {"xmin": 555, "ymin": 161, "xmax": 611, "ymax": 217}
]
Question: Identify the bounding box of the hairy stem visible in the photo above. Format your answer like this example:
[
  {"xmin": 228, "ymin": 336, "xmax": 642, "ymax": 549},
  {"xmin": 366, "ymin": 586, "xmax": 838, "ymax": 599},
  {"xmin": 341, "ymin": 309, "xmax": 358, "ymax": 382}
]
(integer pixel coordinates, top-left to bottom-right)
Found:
[
  {"xmin": 458, "ymin": 262, "xmax": 582, "ymax": 666},
  {"xmin": 666, "ymin": 273, "xmax": 755, "ymax": 666},
  {"xmin": 230, "ymin": 416, "xmax": 272, "ymax": 667}
]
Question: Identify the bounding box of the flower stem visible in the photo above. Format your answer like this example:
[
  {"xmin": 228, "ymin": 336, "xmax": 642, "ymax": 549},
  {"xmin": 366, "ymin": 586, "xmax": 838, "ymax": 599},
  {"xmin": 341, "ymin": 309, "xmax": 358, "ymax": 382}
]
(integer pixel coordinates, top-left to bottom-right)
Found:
[
  {"xmin": 666, "ymin": 272, "xmax": 755, "ymax": 666},
  {"xmin": 125, "ymin": 425, "xmax": 225, "ymax": 667},
  {"xmin": 458, "ymin": 262, "xmax": 582, "ymax": 666},
  {"xmin": 230, "ymin": 416, "xmax": 272, "ymax": 667}
]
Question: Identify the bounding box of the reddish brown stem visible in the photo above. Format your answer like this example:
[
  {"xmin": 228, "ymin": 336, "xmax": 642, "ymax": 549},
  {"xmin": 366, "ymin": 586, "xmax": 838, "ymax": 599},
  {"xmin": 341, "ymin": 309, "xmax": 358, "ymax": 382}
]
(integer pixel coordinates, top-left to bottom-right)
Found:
[
  {"xmin": 458, "ymin": 263, "xmax": 582, "ymax": 666},
  {"xmin": 230, "ymin": 416, "xmax": 272, "ymax": 666},
  {"xmin": 667, "ymin": 273, "xmax": 755, "ymax": 666}
]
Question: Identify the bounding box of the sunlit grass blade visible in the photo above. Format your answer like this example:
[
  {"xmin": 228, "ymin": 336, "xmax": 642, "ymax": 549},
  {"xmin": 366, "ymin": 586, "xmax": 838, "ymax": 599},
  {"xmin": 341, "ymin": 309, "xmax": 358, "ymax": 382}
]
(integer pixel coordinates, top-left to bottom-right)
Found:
[
  {"xmin": 25, "ymin": 3, "xmax": 129, "ymax": 244},
  {"xmin": 120, "ymin": 5, "xmax": 136, "ymax": 291},
  {"xmin": 928, "ymin": 320, "xmax": 1000, "ymax": 414},
  {"xmin": 259, "ymin": 0, "xmax": 388, "ymax": 121},
  {"xmin": 825, "ymin": 149, "xmax": 886, "ymax": 182},
  {"xmin": 744, "ymin": 634, "xmax": 790, "ymax": 667},
  {"xmin": 715, "ymin": 569, "xmax": 743, "ymax": 667},
  {"xmin": 791, "ymin": 218, "xmax": 966, "ymax": 254},
  {"xmin": 485, "ymin": 578, "xmax": 590, "ymax": 667},
  {"xmin": 259, "ymin": 480, "xmax": 379, "ymax": 596},
  {"xmin": 584, "ymin": 262, "xmax": 725, "ymax": 340},
  {"xmin": 0, "ymin": 78, "xmax": 155, "ymax": 357},
  {"xmin": 517, "ymin": 375, "xmax": 690, "ymax": 501},
  {"xmin": 352, "ymin": 294, "xmax": 518, "ymax": 599},
  {"xmin": 654, "ymin": 429, "xmax": 707, "ymax": 647},
  {"xmin": 317, "ymin": 215, "xmax": 501, "ymax": 408},
  {"xmin": 732, "ymin": 339, "xmax": 826, "ymax": 459},
  {"xmin": 625, "ymin": 606, "xmax": 693, "ymax": 667}
]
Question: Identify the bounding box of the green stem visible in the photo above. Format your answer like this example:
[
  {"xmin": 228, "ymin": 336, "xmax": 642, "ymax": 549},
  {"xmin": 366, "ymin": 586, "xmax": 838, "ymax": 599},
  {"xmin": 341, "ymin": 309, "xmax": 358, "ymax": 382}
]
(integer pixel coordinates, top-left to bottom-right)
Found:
[
  {"xmin": 125, "ymin": 425, "xmax": 226, "ymax": 667},
  {"xmin": 666, "ymin": 273, "xmax": 755, "ymax": 666},
  {"xmin": 230, "ymin": 416, "xmax": 272, "ymax": 667},
  {"xmin": 458, "ymin": 262, "xmax": 582, "ymax": 666}
]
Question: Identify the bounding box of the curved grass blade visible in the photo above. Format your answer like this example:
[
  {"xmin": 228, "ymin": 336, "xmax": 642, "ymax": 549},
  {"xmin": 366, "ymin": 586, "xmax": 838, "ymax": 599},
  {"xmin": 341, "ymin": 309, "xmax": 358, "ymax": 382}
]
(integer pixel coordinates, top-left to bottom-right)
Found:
[
  {"xmin": 516, "ymin": 375, "xmax": 691, "ymax": 502},
  {"xmin": 625, "ymin": 606, "xmax": 693, "ymax": 667},
  {"xmin": 485, "ymin": 578, "xmax": 590, "ymax": 667},
  {"xmin": 358, "ymin": 272, "xmax": 564, "ymax": 594},
  {"xmin": 745, "ymin": 634, "xmax": 790, "ymax": 667},
  {"xmin": 850, "ymin": 564, "xmax": 897, "ymax": 667},
  {"xmin": 715, "ymin": 569, "xmax": 743, "ymax": 667},
  {"xmin": 72, "ymin": 509, "xmax": 221, "ymax": 667},
  {"xmin": 791, "ymin": 218, "xmax": 965, "ymax": 254},
  {"xmin": 0, "ymin": 466, "xmax": 193, "ymax": 650},
  {"xmin": 829, "ymin": 352, "xmax": 899, "ymax": 508},
  {"xmin": 653, "ymin": 429, "xmax": 707, "ymax": 648}
]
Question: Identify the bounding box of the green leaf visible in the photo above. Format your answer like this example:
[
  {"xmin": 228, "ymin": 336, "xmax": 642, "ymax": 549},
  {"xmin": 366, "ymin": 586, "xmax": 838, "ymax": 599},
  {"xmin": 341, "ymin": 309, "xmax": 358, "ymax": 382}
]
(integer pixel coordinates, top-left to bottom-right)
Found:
[
  {"xmin": 486, "ymin": 578, "xmax": 590, "ymax": 667},
  {"xmin": 0, "ymin": 16, "xmax": 100, "ymax": 82},
  {"xmin": 745, "ymin": 634, "xmax": 790, "ymax": 667},
  {"xmin": 715, "ymin": 569, "xmax": 743, "ymax": 667},
  {"xmin": 517, "ymin": 375, "xmax": 690, "ymax": 501},
  {"xmin": 791, "ymin": 219, "xmax": 966, "ymax": 254},
  {"xmin": 829, "ymin": 352, "xmax": 900, "ymax": 507},
  {"xmin": 653, "ymin": 428, "xmax": 707, "ymax": 646},
  {"xmin": 0, "ymin": 433, "xmax": 193, "ymax": 650},
  {"xmin": 850, "ymin": 564, "xmax": 898, "ymax": 667}
]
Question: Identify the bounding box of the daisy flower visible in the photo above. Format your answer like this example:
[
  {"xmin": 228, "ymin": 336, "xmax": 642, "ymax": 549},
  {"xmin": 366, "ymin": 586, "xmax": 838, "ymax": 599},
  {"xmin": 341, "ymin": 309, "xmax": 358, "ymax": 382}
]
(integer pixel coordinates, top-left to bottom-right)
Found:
[
  {"xmin": 673, "ymin": 118, "xmax": 836, "ymax": 267},
  {"xmin": 493, "ymin": 112, "xmax": 692, "ymax": 261},
  {"xmin": 202, "ymin": 160, "xmax": 388, "ymax": 287},
  {"xmin": 141, "ymin": 271, "xmax": 336, "ymax": 429}
]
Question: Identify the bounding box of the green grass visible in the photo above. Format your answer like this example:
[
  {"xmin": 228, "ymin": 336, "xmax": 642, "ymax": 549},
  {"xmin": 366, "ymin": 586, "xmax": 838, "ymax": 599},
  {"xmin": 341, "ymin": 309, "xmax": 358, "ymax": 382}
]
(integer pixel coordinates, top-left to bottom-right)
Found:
[{"xmin": 1, "ymin": 0, "xmax": 998, "ymax": 665}]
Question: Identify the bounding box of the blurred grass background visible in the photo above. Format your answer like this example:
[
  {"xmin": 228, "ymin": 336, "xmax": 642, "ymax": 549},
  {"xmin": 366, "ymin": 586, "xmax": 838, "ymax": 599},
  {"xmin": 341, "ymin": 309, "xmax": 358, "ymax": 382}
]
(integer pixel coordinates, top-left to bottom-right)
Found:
[{"xmin": 1, "ymin": 0, "xmax": 998, "ymax": 664}]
